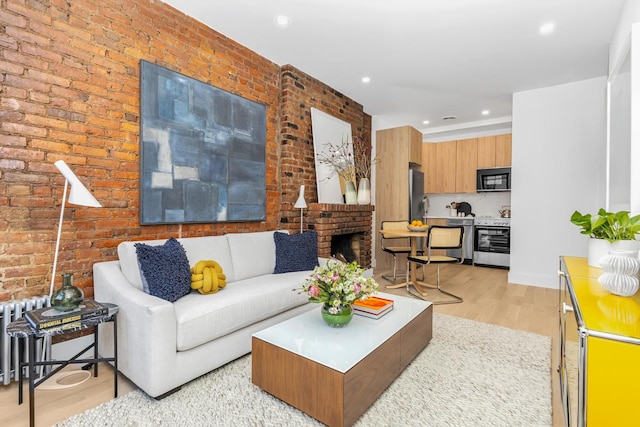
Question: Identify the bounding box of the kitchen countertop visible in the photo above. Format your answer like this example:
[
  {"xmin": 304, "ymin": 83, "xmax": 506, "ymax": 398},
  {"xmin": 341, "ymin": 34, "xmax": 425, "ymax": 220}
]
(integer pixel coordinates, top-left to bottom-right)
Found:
[{"xmin": 424, "ymin": 215, "xmax": 475, "ymax": 219}]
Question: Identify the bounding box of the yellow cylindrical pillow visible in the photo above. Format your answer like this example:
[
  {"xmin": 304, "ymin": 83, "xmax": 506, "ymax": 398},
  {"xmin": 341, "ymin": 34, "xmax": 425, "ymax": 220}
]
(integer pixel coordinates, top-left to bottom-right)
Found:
[{"xmin": 190, "ymin": 260, "xmax": 226, "ymax": 295}]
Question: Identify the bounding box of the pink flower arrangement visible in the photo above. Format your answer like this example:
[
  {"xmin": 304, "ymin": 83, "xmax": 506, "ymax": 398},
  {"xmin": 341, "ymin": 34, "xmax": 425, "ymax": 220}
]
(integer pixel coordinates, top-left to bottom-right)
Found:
[{"xmin": 301, "ymin": 259, "xmax": 379, "ymax": 308}]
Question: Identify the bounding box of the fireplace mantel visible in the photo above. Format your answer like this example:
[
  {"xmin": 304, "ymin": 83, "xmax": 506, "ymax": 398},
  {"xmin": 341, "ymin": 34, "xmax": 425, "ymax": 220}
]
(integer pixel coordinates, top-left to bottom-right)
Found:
[{"xmin": 309, "ymin": 203, "xmax": 375, "ymax": 213}]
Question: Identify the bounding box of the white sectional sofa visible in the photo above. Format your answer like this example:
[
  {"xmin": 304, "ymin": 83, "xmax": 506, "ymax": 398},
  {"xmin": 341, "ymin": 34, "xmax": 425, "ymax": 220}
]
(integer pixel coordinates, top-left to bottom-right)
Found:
[{"xmin": 93, "ymin": 230, "xmax": 319, "ymax": 398}]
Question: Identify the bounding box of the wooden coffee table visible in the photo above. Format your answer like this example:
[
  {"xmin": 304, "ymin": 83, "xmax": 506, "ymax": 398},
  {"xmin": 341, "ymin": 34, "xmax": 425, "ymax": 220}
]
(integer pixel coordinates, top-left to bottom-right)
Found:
[{"xmin": 251, "ymin": 293, "xmax": 433, "ymax": 427}]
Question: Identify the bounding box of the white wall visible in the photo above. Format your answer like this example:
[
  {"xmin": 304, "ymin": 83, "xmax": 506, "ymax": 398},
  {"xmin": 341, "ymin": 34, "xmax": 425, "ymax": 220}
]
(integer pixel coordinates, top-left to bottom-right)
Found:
[
  {"xmin": 508, "ymin": 77, "xmax": 607, "ymax": 288},
  {"xmin": 610, "ymin": 0, "xmax": 640, "ymax": 73},
  {"xmin": 608, "ymin": 1, "xmax": 640, "ymax": 214}
]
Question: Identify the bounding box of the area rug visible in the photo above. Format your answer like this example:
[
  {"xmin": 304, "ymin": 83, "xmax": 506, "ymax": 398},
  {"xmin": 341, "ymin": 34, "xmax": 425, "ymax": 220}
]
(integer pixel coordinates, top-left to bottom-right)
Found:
[{"xmin": 56, "ymin": 314, "xmax": 552, "ymax": 427}]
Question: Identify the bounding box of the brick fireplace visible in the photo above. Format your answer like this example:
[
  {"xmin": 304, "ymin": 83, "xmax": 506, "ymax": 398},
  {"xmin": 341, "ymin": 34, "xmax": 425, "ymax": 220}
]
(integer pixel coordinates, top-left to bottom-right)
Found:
[
  {"xmin": 307, "ymin": 203, "xmax": 374, "ymax": 268},
  {"xmin": 277, "ymin": 65, "xmax": 374, "ymax": 269}
]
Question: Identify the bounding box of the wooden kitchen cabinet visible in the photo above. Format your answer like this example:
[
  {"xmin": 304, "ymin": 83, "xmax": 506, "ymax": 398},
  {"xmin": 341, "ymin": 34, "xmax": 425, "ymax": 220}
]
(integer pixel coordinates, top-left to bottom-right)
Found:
[
  {"xmin": 423, "ymin": 141, "xmax": 456, "ymax": 194},
  {"xmin": 375, "ymin": 125, "xmax": 423, "ymax": 273},
  {"xmin": 409, "ymin": 128, "xmax": 423, "ymax": 165},
  {"xmin": 477, "ymin": 134, "xmax": 512, "ymax": 168},
  {"xmin": 423, "ymin": 133, "xmax": 511, "ymax": 194},
  {"xmin": 559, "ymin": 256, "xmax": 640, "ymax": 427},
  {"xmin": 495, "ymin": 134, "xmax": 512, "ymax": 167},
  {"xmin": 477, "ymin": 136, "xmax": 496, "ymax": 168},
  {"xmin": 422, "ymin": 142, "xmax": 438, "ymax": 194},
  {"xmin": 455, "ymin": 138, "xmax": 477, "ymax": 193}
]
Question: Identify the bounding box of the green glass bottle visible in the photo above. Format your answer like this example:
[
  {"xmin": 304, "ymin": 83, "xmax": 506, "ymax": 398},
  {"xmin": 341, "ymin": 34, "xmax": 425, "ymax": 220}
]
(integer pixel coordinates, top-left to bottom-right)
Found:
[{"xmin": 50, "ymin": 273, "xmax": 84, "ymax": 312}]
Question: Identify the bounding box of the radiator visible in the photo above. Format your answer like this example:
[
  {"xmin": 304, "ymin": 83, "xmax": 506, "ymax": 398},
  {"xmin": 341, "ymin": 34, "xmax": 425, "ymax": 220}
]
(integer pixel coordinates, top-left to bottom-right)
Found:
[{"xmin": 1, "ymin": 296, "xmax": 51, "ymax": 385}]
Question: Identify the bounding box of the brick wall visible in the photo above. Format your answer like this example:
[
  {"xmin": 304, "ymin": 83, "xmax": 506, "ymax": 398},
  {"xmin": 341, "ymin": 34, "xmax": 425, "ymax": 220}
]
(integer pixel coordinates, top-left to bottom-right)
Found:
[
  {"xmin": 309, "ymin": 203, "xmax": 374, "ymax": 268},
  {"xmin": 278, "ymin": 66, "xmax": 373, "ymax": 267},
  {"xmin": 0, "ymin": 0, "xmax": 283, "ymax": 301},
  {"xmin": 0, "ymin": 1, "xmax": 372, "ymax": 301}
]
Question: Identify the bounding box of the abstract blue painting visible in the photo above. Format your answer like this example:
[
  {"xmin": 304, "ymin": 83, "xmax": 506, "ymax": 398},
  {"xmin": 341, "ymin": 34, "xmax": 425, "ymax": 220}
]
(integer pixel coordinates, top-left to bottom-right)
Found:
[{"xmin": 139, "ymin": 60, "xmax": 266, "ymax": 224}]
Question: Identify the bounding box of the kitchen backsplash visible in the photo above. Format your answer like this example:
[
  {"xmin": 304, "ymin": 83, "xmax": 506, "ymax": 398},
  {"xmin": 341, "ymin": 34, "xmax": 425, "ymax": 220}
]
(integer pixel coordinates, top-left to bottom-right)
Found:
[{"xmin": 425, "ymin": 192, "xmax": 511, "ymax": 218}]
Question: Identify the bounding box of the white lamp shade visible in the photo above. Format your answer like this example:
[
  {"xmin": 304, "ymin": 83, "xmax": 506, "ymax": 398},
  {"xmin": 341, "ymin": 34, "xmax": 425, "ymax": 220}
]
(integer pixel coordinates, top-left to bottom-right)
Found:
[
  {"xmin": 294, "ymin": 185, "xmax": 307, "ymax": 209},
  {"xmin": 54, "ymin": 160, "xmax": 102, "ymax": 207}
]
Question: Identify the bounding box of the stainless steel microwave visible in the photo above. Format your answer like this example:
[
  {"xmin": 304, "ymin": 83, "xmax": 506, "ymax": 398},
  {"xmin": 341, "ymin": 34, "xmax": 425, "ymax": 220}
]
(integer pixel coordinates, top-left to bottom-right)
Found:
[{"xmin": 476, "ymin": 167, "xmax": 511, "ymax": 192}]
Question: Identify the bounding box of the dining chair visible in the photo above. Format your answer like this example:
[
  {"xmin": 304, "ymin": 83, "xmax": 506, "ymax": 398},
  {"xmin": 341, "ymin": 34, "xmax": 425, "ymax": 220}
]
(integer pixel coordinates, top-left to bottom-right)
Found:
[
  {"xmin": 380, "ymin": 220, "xmax": 412, "ymax": 283},
  {"xmin": 406, "ymin": 225, "xmax": 464, "ymax": 304}
]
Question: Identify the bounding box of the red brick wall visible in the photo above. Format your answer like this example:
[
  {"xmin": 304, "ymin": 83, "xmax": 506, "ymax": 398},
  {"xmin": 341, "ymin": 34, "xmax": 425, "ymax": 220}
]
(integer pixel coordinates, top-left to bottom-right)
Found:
[
  {"xmin": 0, "ymin": 1, "xmax": 372, "ymax": 302},
  {"xmin": 278, "ymin": 65, "xmax": 372, "ymax": 233},
  {"xmin": 278, "ymin": 66, "xmax": 373, "ymax": 268},
  {"xmin": 0, "ymin": 0, "xmax": 282, "ymax": 300}
]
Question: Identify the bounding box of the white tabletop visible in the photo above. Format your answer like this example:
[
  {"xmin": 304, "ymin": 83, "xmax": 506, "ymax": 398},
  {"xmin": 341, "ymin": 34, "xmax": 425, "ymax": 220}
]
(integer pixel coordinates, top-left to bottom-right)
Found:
[{"xmin": 252, "ymin": 292, "xmax": 431, "ymax": 373}]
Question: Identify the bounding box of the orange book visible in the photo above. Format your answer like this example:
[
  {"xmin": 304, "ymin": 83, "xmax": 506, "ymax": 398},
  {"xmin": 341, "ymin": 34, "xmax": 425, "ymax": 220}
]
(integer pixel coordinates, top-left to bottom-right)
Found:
[{"xmin": 353, "ymin": 296, "xmax": 393, "ymax": 313}]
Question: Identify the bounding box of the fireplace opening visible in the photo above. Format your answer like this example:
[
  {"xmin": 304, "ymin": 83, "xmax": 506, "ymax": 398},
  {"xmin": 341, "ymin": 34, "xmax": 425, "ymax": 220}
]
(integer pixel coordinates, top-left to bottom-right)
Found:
[{"xmin": 331, "ymin": 233, "xmax": 361, "ymax": 264}]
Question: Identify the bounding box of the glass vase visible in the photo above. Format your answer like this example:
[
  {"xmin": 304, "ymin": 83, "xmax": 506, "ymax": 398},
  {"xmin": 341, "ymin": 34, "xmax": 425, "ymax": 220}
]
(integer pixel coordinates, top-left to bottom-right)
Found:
[
  {"xmin": 50, "ymin": 273, "xmax": 84, "ymax": 312},
  {"xmin": 321, "ymin": 303, "xmax": 353, "ymax": 327},
  {"xmin": 357, "ymin": 177, "xmax": 371, "ymax": 205},
  {"xmin": 344, "ymin": 181, "xmax": 357, "ymax": 204}
]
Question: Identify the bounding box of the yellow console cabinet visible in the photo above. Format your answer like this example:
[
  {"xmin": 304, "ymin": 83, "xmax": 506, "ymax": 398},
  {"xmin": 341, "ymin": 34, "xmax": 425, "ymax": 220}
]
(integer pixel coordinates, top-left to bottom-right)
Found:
[{"xmin": 559, "ymin": 256, "xmax": 640, "ymax": 427}]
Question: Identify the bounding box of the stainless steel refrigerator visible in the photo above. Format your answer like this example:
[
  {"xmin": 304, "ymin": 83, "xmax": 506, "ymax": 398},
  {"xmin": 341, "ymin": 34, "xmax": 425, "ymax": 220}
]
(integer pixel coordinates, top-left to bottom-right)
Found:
[{"xmin": 408, "ymin": 168, "xmax": 426, "ymax": 221}]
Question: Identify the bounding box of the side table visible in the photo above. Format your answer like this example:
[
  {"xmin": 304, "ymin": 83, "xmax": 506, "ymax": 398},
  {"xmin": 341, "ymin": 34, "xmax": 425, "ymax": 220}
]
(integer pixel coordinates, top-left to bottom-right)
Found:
[{"xmin": 6, "ymin": 302, "xmax": 119, "ymax": 427}]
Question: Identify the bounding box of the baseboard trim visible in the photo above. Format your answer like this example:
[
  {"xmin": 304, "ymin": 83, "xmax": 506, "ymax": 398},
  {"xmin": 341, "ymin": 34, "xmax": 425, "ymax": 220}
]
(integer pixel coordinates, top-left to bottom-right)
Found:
[{"xmin": 507, "ymin": 271, "xmax": 558, "ymax": 289}]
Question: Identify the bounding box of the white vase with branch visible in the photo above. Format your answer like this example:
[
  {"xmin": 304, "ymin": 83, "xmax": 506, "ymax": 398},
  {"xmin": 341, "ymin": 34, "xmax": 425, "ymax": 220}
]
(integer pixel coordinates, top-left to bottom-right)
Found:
[
  {"xmin": 353, "ymin": 136, "xmax": 379, "ymax": 205},
  {"xmin": 316, "ymin": 138, "xmax": 357, "ymax": 204}
]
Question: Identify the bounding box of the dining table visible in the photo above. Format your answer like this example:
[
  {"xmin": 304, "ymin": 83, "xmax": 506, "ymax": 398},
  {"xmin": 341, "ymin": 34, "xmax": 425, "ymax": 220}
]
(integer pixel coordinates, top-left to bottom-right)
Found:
[{"xmin": 378, "ymin": 228, "xmax": 432, "ymax": 299}]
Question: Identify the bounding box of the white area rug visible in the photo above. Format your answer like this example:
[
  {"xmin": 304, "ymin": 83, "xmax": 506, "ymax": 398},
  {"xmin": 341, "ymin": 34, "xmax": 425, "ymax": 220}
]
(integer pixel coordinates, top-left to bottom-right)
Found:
[{"xmin": 56, "ymin": 314, "xmax": 552, "ymax": 426}]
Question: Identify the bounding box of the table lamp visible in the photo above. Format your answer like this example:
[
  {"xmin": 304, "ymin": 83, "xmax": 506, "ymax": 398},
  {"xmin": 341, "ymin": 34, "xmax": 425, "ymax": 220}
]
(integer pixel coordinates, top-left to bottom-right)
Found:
[{"xmin": 294, "ymin": 185, "xmax": 307, "ymax": 233}]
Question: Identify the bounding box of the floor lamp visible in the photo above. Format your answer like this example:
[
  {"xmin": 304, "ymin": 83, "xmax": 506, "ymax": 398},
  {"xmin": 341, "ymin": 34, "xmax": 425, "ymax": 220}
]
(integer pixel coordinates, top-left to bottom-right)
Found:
[
  {"xmin": 49, "ymin": 160, "xmax": 102, "ymax": 299},
  {"xmin": 294, "ymin": 185, "xmax": 307, "ymax": 233},
  {"xmin": 37, "ymin": 160, "xmax": 102, "ymax": 377}
]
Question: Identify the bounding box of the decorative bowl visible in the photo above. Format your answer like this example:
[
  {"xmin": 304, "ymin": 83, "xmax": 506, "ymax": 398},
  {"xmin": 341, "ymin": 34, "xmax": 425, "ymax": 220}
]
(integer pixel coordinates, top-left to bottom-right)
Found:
[{"xmin": 407, "ymin": 225, "xmax": 428, "ymax": 232}]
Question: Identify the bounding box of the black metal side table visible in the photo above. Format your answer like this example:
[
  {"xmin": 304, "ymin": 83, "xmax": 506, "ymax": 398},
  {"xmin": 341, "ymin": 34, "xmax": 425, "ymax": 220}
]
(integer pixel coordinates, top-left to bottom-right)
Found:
[{"xmin": 6, "ymin": 302, "xmax": 119, "ymax": 427}]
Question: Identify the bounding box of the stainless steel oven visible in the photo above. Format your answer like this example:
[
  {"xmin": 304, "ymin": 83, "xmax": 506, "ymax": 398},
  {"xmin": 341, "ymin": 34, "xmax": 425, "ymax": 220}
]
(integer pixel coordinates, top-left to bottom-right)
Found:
[{"xmin": 473, "ymin": 217, "xmax": 510, "ymax": 268}]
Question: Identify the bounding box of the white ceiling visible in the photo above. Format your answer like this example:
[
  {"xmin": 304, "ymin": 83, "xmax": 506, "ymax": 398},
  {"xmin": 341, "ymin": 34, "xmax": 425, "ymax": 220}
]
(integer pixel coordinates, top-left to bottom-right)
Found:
[{"xmin": 163, "ymin": 0, "xmax": 625, "ymax": 137}]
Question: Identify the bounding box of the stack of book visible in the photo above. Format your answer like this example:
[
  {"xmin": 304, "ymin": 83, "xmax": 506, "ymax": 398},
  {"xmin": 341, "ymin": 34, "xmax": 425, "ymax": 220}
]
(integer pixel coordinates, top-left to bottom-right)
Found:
[
  {"xmin": 353, "ymin": 296, "xmax": 394, "ymax": 319},
  {"xmin": 25, "ymin": 299, "xmax": 108, "ymax": 333}
]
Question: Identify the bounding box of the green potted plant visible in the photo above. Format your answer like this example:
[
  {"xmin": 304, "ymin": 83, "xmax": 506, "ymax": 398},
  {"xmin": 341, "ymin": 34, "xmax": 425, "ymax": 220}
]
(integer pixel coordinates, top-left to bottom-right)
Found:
[{"xmin": 570, "ymin": 209, "xmax": 640, "ymax": 267}]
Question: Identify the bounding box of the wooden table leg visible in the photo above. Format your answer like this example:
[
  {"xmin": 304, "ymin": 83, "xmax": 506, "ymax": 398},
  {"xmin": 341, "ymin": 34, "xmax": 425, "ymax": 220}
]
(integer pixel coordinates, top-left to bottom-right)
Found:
[{"xmin": 385, "ymin": 234, "xmax": 430, "ymax": 297}]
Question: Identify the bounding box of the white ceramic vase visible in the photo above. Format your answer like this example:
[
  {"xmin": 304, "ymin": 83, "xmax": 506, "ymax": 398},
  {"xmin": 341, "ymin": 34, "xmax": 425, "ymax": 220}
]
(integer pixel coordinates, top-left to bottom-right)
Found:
[
  {"xmin": 345, "ymin": 181, "xmax": 357, "ymax": 204},
  {"xmin": 357, "ymin": 178, "xmax": 370, "ymax": 205},
  {"xmin": 598, "ymin": 250, "xmax": 640, "ymax": 297},
  {"xmin": 588, "ymin": 239, "xmax": 640, "ymax": 268},
  {"xmin": 588, "ymin": 238, "xmax": 611, "ymax": 267}
]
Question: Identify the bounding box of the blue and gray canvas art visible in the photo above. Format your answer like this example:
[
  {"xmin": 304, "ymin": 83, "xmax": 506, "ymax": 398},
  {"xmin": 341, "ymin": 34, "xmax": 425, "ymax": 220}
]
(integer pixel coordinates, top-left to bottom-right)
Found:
[{"xmin": 140, "ymin": 60, "xmax": 266, "ymax": 224}]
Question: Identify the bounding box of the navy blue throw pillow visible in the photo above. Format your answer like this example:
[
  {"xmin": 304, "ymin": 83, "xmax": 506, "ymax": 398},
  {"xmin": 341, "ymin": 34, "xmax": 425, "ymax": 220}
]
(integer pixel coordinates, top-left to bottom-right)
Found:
[
  {"xmin": 135, "ymin": 238, "xmax": 192, "ymax": 302},
  {"xmin": 274, "ymin": 231, "xmax": 319, "ymax": 274}
]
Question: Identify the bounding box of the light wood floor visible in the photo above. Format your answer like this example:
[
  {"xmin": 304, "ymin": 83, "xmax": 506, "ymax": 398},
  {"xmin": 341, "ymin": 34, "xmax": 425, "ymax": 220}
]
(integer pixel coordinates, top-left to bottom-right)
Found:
[{"xmin": 0, "ymin": 263, "xmax": 563, "ymax": 427}]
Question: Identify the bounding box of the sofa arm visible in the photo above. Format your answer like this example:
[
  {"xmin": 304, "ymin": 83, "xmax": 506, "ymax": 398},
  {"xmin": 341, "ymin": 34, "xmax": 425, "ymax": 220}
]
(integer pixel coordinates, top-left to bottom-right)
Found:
[{"xmin": 93, "ymin": 260, "xmax": 177, "ymax": 396}]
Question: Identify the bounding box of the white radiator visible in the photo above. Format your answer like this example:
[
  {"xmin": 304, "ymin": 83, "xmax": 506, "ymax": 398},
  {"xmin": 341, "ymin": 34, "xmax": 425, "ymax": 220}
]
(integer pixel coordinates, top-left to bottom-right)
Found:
[{"xmin": 0, "ymin": 296, "xmax": 51, "ymax": 385}]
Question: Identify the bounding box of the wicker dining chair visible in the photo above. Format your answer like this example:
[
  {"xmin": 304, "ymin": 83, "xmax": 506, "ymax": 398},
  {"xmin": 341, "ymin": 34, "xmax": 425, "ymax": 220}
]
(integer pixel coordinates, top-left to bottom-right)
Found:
[{"xmin": 406, "ymin": 225, "xmax": 464, "ymax": 304}]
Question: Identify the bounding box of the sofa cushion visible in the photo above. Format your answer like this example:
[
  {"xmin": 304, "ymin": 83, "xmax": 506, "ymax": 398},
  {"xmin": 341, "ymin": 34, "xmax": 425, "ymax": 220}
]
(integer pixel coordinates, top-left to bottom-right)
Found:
[
  {"xmin": 118, "ymin": 235, "xmax": 237, "ymax": 290},
  {"xmin": 173, "ymin": 271, "xmax": 310, "ymax": 351},
  {"xmin": 118, "ymin": 238, "xmax": 167, "ymax": 291},
  {"xmin": 179, "ymin": 235, "xmax": 236, "ymax": 283},
  {"xmin": 190, "ymin": 260, "xmax": 227, "ymax": 294},
  {"xmin": 274, "ymin": 231, "xmax": 319, "ymax": 274},
  {"xmin": 135, "ymin": 238, "xmax": 192, "ymax": 302},
  {"xmin": 227, "ymin": 230, "xmax": 286, "ymax": 282}
]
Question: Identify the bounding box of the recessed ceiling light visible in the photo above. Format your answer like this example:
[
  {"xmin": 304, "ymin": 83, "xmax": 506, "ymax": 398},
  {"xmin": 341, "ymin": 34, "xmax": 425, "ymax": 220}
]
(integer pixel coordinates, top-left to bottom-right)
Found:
[
  {"xmin": 275, "ymin": 15, "xmax": 290, "ymax": 27},
  {"xmin": 361, "ymin": 76, "xmax": 371, "ymax": 84},
  {"xmin": 481, "ymin": 110, "xmax": 490, "ymax": 115},
  {"xmin": 423, "ymin": 120, "xmax": 430, "ymax": 125},
  {"xmin": 539, "ymin": 22, "xmax": 555, "ymax": 35}
]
